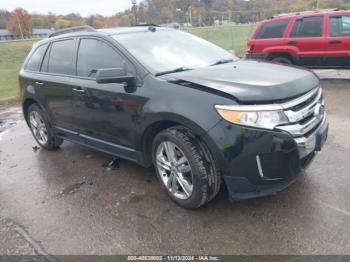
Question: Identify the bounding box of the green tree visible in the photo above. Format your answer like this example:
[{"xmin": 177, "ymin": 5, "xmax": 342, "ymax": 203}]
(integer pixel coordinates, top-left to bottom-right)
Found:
[{"xmin": 54, "ymin": 18, "xmax": 71, "ymax": 29}]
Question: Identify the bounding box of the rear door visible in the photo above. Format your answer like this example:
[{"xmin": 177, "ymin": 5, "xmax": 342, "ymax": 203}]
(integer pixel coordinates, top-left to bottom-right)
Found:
[
  {"xmin": 326, "ymin": 14, "xmax": 350, "ymax": 66},
  {"xmin": 40, "ymin": 38, "xmax": 78, "ymax": 130},
  {"xmin": 288, "ymin": 15, "xmax": 327, "ymax": 67},
  {"xmin": 20, "ymin": 42, "xmax": 50, "ymax": 104},
  {"xmin": 251, "ymin": 19, "xmax": 290, "ymax": 54}
]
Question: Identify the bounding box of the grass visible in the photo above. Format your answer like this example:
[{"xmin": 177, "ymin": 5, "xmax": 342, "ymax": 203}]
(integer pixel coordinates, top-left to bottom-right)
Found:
[
  {"xmin": 183, "ymin": 24, "xmax": 256, "ymax": 55},
  {"xmin": 0, "ymin": 40, "xmax": 36, "ymax": 101},
  {"xmin": 0, "ymin": 25, "xmax": 256, "ymax": 101}
]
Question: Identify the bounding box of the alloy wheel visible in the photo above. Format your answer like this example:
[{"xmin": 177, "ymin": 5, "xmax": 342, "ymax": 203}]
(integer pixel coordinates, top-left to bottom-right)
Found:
[
  {"xmin": 156, "ymin": 141, "xmax": 194, "ymax": 200},
  {"xmin": 29, "ymin": 111, "xmax": 48, "ymax": 145}
]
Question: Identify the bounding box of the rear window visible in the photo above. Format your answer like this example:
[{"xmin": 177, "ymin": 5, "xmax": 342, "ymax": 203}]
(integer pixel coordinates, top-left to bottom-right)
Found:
[
  {"xmin": 291, "ymin": 16, "xmax": 324, "ymax": 37},
  {"xmin": 25, "ymin": 44, "xmax": 48, "ymax": 71},
  {"xmin": 330, "ymin": 15, "xmax": 350, "ymax": 36},
  {"xmin": 256, "ymin": 20, "xmax": 289, "ymax": 39},
  {"xmin": 45, "ymin": 39, "xmax": 75, "ymax": 75}
]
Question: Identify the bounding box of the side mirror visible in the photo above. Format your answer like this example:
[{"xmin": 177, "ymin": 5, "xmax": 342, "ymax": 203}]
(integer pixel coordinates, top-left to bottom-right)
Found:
[{"xmin": 96, "ymin": 68, "xmax": 135, "ymax": 85}]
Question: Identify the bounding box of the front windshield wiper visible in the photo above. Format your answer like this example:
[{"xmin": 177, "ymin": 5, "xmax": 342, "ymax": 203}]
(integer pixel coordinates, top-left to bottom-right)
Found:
[
  {"xmin": 210, "ymin": 58, "xmax": 234, "ymax": 66},
  {"xmin": 155, "ymin": 67, "xmax": 192, "ymax": 77}
]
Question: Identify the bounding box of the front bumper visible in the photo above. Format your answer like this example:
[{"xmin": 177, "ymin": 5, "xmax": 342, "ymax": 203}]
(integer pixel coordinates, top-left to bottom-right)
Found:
[{"xmin": 206, "ymin": 116, "xmax": 328, "ymax": 201}]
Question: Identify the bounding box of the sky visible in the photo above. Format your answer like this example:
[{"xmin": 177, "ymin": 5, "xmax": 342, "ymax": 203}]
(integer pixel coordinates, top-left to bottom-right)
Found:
[{"xmin": 1, "ymin": 0, "xmax": 140, "ymax": 17}]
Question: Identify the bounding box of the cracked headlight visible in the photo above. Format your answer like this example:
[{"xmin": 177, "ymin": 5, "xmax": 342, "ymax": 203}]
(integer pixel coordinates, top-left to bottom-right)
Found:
[{"xmin": 215, "ymin": 105, "xmax": 289, "ymax": 130}]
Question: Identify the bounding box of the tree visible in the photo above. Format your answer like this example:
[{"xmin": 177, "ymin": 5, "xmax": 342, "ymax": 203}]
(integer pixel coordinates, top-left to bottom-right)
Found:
[
  {"xmin": 54, "ymin": 18, "xmax": 71, "ymax": 29},
  {"xmin": 64, "ymin": 13, "xmax": 85, "ymax": 27},
  {"xmin": 7, "ymin": 8, "xmax": 32, "ymax": 38},
  {"xmin": 0, "ymin": 9, "xmax": 11, "ymax": 29}
]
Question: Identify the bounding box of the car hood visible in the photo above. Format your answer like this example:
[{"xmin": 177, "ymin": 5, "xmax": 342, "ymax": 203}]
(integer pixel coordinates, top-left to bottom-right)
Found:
[{"xmin": 164, "ymin": 60, "xmax": 319, "ymax": 103}]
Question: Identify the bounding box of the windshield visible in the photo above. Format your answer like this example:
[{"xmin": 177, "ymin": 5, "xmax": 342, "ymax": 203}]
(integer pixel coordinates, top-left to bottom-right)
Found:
[{"xmin": 113, "ymin": 29, "xmax": 239, "ymax": 75}]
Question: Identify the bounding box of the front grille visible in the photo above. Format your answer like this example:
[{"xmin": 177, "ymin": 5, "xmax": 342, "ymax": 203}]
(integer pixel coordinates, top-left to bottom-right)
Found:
[
  {"xmin": 288, "ymin": 91, "xmax": 319, "ymax": 112},
  {"xmin": 276, "ymin": 87, "xmax": 325, "ymax": 138}
]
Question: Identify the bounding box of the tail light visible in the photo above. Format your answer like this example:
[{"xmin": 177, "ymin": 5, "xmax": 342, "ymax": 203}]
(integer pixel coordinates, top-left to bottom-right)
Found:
[{"xmin": 247, "ymin": 43, "xmax": 255, "ymax": 54}]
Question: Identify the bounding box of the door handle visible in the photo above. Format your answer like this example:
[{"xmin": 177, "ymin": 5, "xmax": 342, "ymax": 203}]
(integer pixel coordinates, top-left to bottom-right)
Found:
[
  {"xmin": 72, "ymin": 87, "xmax": 86, "ymax": 95},
  {"xmin": 288, "ymin": 41, "xmax": 297, "ymax": 45},
  {"xmin": 329, "ymin": 40, "xmax": 342, "ymax": 44},
  {"xmin": 35, "ymin": 81, "xmax": 44, "ymax": 86}
]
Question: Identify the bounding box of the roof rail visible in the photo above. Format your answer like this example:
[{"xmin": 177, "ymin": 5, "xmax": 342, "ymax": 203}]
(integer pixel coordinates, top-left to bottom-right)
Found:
[
  {"xmin": 49, "ymin": 25, "xmax": 95, "ymax": 38},
  {"xmin": 135, "ymin": 23, "xmax": 160, "ymax": 27},
  {"xmin": 270, "ymin": 8, "xmax": 347, "ymax": 19}
]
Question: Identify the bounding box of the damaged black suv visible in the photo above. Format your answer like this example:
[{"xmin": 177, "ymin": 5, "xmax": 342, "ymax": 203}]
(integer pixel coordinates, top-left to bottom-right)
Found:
[{"xmin": 20, "ymin": 25, "xmax": 328, "ymax": 208}]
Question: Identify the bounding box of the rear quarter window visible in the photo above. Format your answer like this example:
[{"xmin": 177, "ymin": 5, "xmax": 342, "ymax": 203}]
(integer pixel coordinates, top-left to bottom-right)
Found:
[
  {"xmin": 330, "ymin": 15, "xmax": 350, "ymax": 36},
  {"xmin": 256, "ymin": 19, "xmax": 289, "ymax": 39},
  {"xmin": 25, "ymin": 44, "xmax": 48, "ymax": 72}
]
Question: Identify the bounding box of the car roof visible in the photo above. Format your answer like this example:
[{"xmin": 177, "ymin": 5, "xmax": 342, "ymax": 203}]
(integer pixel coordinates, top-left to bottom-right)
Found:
[
  {"xmin": 263, "ymin": 8, "xmax": 350, "ymax": 22},
  {"xmin": 98, "ymin": 26, "xmax": 170, "ymax": 35},
  {"xmin": 34, "ymin": 26, "xmax": 172, "ymax": 46}
]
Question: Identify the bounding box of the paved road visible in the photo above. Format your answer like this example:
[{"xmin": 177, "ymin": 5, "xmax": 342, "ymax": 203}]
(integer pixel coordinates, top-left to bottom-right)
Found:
[
  {"xmin": 0, "ymin": 80, "xmax": 350, "ymax": 255},
  {"xmin": 314, "ymin": 69, "xmax": 350, "ymax": 80}
]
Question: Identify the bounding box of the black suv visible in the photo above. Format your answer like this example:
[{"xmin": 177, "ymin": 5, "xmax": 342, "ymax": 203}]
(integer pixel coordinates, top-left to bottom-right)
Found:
[{"xmin": 20, "ymin": 25, "xmax": 328, "ymax": 208}]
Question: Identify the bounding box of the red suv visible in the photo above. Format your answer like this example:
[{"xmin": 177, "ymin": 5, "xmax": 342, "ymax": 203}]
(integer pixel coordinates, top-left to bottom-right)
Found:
[{"xmin": 247, "ymin": 9, "xmax": 350, "ymax": 67}]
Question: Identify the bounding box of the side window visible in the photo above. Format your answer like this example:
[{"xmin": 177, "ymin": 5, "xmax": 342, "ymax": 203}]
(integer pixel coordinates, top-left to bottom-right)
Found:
[
  {"xmin": 25, "ymin": 44, "xmax": 48, "ymax": 71},
  {"xmin": 330, "ymin": 15, "xmax": 350, "ymax": 37},
  {"xmin": 46, "ymin": 39, "xmax": 75, "ymax": 75},
  {"xmin": 256, "ymin": 20, "xmax": 289, "ymax": 39},
  {"xmin": 291, "ymin": 16, "xmax": 324, "ymax": 37},
  {"xmin": 77, "ymin": 38, "xmax": 124, "ymax": 78}
]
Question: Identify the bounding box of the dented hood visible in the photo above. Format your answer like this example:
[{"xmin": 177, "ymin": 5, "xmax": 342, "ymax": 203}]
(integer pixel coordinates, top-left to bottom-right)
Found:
[{"xmin": 165, "ymin": 60, "xmax": 319, "ymax": 103}]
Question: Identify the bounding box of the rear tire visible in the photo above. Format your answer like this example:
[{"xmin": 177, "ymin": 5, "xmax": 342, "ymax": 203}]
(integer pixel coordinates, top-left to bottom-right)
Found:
[
  {"xmin": 271, "ymin": 56, "xmax": 293, "ymax": 65},
  {"xmin": 152, "ymin": 126, "xmax": 221, "ymax": 209},
  {"xmin": 27, "ymin": 104, "xmax": 63, "ymax": 150}
]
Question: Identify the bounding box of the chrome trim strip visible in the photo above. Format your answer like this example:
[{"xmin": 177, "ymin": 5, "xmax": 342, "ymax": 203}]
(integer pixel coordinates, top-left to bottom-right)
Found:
[
  {"xmin": 55, "ymin": 126, "xmax": 135, "ymax": 152},
  {"xmin": 215, "ymin": 87, "xmax": 320, "ymax": 112},
  {"xmin": 294, "ymin": 135, "xmax": 317, "ymax": 159},
  {"xmin": 294, "ymin": 115, "xmax": 327, "ymax": 159},
  {"xmin": 281, "ymin": 87, "xmax": 320, "ymax": 110},
  {"xmin": 284, "ymin": 89, "xmax": 322, "ymax": 123},
  {"xmin": 256, "ymin": 155, "xmax": 282, "ymax": 181},
  {"xmin": 79, "ymin": 134, "xmax": 136, "ymax": 152},
  {"xmin": 55, "ymin": 126, "xmax": 78, "ymax": 135},
  {"xmin": 277, "ymin": 113, "xmax": 326, "ymax": 137},
  {"xmin": 215, "ymin": 103, "xmax": 283, "ymax": 112}
]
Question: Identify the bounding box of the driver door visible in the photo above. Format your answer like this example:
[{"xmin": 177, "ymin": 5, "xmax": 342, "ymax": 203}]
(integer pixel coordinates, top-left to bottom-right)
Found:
[{"xmin": 69, "ymin": 37, "xmax": 141, "ymax": 148}]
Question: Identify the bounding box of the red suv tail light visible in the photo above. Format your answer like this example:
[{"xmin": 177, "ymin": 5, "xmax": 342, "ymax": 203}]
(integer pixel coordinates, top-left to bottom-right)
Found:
[{"xmin": 247, "ymin": 43, "xmax": 255, "ymax": 54}]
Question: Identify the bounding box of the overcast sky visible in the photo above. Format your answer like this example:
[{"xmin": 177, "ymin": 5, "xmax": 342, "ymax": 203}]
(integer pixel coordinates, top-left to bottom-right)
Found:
[{"xmin": 2, "ymin": 0, "xmax": 140, "ymax": 17}]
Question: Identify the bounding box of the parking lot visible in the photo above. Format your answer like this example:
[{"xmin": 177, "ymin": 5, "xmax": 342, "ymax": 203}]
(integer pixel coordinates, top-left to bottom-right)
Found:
[{"xmin": 0, "ymin": 79, "xmax": 350, "ymax": 255}]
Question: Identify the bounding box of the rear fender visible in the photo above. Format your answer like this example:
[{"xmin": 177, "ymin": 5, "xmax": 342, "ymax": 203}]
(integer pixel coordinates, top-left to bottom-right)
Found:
[{"xmin": 263, "ymin": 46, "xmax": 298, "ymax": 58}]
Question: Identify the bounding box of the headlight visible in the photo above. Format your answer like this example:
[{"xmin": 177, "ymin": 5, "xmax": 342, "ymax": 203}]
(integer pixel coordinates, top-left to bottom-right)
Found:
[{"xmin": 215, "ymin": 105, "xmax": 289, "ymax": 129}]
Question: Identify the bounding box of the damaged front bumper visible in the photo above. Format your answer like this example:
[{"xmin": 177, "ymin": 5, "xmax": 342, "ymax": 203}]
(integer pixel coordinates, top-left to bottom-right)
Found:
[{"xmin": 206, "ymin": 108, "xmax": 328, "ymax": 201}]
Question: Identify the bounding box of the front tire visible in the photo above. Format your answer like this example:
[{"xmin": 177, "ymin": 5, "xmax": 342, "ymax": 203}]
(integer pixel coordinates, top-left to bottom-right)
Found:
[
  {"xmin": 27, "ymin": 104, "xmax": 63, "ymax": 150},
  {"xmin": 152, "ymin": 126, "xmax": 221, "ymax": 209}
]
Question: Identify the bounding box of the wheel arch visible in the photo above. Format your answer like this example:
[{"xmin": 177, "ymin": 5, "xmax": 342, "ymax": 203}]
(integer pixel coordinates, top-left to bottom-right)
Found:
[
  {"xmin": 22, "ymin": 98, "xmax": 40, "ymax": 125},
  {"xmin": 140, "ymin": 113, "xmax": 218, "ymax": 167},
  {"xmin": 267, "ymin": 52, "xmax": 295, "ymax": 63}
]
